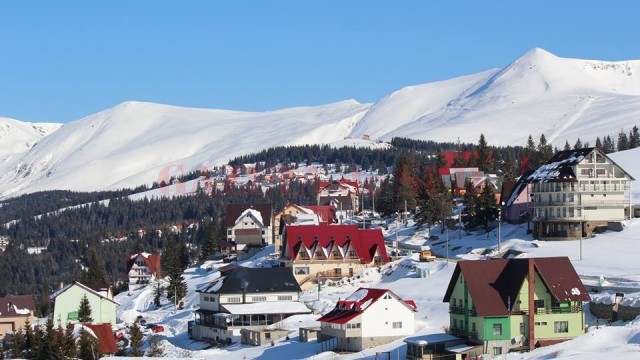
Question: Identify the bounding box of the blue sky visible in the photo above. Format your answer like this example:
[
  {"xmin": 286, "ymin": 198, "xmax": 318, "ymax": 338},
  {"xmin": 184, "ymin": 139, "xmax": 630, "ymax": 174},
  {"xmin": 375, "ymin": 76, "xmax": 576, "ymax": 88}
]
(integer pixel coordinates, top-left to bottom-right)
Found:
[{"xmin": 2, "ymin": 1, "xmax": 639, "ymax": 123}]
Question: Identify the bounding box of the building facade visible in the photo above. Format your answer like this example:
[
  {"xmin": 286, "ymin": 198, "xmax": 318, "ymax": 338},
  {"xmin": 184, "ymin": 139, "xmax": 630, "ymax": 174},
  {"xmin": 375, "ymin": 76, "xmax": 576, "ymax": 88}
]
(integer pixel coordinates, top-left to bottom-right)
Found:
[
  {"xmin": 443, "ymin": 257, "xmax": 589, "ymax": 355},
  {"xmin": 126, "ymin": 252, "xmax": 161, "ymax": 292},
  {"xmin": 225, "ymin": 203, "xmax": 273, "ymax": 252},
  {"xmin": 318, "ymin": 288, "xmax": 416, "ymax": 352},
  {"xmin": 507, "ymin": 148, "xmax": 634, "ymax": 239},
  {"xmin": 280, "ymin": 224, "xmax": 389, "ymax": 288},
  {"xmin": 51, "ymin": 282, "xmax": 118, "ymax": 327},
  {"xmin": 0, "ymin": 295, "xmax": 36, "ymax": 339},
  {"xmin": 192, "ymin": 267, "xmax": 310, "ymax": 343}
]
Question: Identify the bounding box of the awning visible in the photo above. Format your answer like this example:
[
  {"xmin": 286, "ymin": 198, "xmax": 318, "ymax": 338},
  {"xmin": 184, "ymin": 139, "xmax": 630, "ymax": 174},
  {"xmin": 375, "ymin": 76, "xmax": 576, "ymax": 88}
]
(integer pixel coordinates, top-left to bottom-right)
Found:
[{"xmin": 404, "ymin": 333, "xmax": 460, "ymax": 345}]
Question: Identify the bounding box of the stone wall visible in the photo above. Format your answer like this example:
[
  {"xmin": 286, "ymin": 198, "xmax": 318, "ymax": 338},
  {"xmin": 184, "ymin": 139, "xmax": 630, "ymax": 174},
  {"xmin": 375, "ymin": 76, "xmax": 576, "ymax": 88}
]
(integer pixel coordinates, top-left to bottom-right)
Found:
[{"xmin": 589, "ymin": 302, "xmax": 640, "ymax": 321}]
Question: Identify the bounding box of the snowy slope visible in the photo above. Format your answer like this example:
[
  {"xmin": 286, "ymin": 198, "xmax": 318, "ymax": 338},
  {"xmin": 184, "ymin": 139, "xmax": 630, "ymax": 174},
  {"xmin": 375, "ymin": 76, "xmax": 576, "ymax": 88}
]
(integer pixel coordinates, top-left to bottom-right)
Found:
[
  {"xmin": 2, "ymin": 48, "xmax": 640, "ymax": 197},
  {"xmin": 0, "ymin": 117, "xmax": 61, "ymax": 156},
  {"xmin": 358, "ymin": 48, "xmax": 640, "ymax": 146},
  {"xmin": 0, "ymin": 100, "xmax": 369, "ymax": 197}
]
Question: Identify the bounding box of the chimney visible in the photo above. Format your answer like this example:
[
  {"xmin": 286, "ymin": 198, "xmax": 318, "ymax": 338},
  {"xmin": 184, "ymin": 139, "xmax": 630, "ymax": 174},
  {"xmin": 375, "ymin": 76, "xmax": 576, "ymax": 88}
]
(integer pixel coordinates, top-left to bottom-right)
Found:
[{"xmin": 528, "ymin": 259, "xmax": 535, "ymax": 350}]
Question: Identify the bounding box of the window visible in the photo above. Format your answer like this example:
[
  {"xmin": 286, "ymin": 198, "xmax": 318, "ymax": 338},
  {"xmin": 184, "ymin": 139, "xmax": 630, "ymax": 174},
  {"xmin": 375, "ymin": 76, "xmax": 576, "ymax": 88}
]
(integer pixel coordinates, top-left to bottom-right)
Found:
[
  {"xmin": 520, "ymin": 322, "xmax": 525, "ymax": 335},
  {"xmin": 471, "ymin": 322, "xmax": 476, "ymax": 332},
  {"xmin": 453, "ymin": 319, "xmax": 457, "ymax": 328},
  {"xmin": 492, "ymin": 324, "xmax": 502, "ymax": 336},
  {"xmin": 227, "ymin": 297, "xmax": 241, "ymax": 303},
  {"xmin": 596, "ymin": 169, "xmax": 606, "ymax": 176},
  {"xmin": 347, "ymin": 323, "xmax": 361, "ymax": 329},
  {"xmin": 227, "ymin": 229, "xmax": 232, "ymax": 235},
  {"xmin": 295, "ymin": 267, "xmax": 310, "ymax": 275},
  {"xmin": 493, "ymin": 347, "xmax": 502, "ymax": 355},
  {"xmin": 265, "ymin": 332, "xmax": 271, "ymax": 340},
  {"xmin": 204, "ymin": 296, "xmax": 209, "ymax": 302},
  {"xmin": 392, "ymin": 322, "xmax": 402, "ymax": 329},
  {"xmin": 534, "ymin": 300, "xmax": 545, "ymax": 309},
  {"xmin": 252, "ymin": 296, "xmax": 267, "ymax": 302},
  {"xmin": 278, "ymin": 295, "xmax": 293, "ymax": 301},
  {"xmin": 554, "ymin": 321, "xmax": 569, "ymax": 333}
]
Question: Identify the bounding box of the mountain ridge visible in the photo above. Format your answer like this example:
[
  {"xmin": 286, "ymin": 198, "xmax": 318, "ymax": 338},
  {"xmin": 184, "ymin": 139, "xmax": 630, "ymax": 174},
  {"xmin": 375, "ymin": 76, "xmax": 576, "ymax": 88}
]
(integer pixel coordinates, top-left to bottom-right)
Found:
[{"xmin": 1, "ymin": 47, "xmax": 639, "ymax": 197}]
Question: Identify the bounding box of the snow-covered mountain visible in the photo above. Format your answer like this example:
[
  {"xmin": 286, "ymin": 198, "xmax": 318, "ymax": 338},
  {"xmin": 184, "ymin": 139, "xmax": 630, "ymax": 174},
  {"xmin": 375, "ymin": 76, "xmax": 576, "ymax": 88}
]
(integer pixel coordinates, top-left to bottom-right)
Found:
[
  {"xmin": 0, "ymin": 117, "xmax": 61, "ymax": 156},
  {"xmin": 1, "ymin": 48, "xmax": 640, "ymax": 197}
]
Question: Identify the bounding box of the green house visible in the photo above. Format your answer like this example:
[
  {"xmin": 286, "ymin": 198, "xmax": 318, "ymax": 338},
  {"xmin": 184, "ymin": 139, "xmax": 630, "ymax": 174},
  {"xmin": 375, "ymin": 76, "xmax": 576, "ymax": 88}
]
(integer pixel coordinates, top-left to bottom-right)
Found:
[
  {"xmin": 443, "ymin": 257, "xmax": 589, "ymax": 356},
  {"xmin": 51, "ymin": 282, "xmax": 118, "ymax": 327}
]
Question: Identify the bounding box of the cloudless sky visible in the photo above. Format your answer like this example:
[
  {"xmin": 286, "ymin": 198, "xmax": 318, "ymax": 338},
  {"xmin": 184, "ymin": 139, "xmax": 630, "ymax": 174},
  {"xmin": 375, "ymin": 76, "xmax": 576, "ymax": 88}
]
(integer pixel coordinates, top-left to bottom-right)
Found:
[{"xmin": 1, "ymin": 1, "xmax": 639, "ymax": 123}]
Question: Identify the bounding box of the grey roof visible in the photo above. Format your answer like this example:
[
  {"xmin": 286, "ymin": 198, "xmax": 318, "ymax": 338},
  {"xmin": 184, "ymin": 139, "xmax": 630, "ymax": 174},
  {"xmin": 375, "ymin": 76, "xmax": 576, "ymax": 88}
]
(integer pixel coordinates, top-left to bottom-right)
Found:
[{"xmin": 208, "ymin": 267, "xmax": 301, "ymax": 294}]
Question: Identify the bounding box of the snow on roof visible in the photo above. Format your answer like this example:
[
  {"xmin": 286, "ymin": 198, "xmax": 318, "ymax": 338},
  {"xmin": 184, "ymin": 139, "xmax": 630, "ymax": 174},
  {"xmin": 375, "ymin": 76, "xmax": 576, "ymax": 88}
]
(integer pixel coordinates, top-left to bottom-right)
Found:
[
  {"xmin": 404, "ymin": 333, "xmax": 460, "ymax": 345},
  {"xmin": 12, "ymin": 304, "xmax": 30, "ymax": 315},
  {"xmin": 222, "ymin": 301, "xmax": 311, "ymax": 315},
  {"xmin": 446, "ymin": 344, "xmax": 476, "ymax": 353},
  {"xmin": 345, "ymin": 288, "xmax": 369, "ymax": 302},
  {"xmin": 236, "ymin": 209, "xmax": 264, "ymax": 226}
]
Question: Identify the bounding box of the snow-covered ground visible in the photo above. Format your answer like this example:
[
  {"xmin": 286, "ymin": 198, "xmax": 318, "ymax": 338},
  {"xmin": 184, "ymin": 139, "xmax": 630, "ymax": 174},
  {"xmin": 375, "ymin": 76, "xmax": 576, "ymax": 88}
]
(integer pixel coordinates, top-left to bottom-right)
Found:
[{"xmin": 111, "ymin": 212, "xmax": 640, "ymax": 359}]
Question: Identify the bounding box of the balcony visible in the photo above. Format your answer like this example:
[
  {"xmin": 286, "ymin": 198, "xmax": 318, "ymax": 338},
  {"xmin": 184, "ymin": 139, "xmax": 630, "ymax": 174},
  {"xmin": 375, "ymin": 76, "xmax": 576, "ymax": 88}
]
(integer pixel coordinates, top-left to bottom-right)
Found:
[{"xmin": 449, "ymin": 305, "xmax": 464, "ymax": 315}]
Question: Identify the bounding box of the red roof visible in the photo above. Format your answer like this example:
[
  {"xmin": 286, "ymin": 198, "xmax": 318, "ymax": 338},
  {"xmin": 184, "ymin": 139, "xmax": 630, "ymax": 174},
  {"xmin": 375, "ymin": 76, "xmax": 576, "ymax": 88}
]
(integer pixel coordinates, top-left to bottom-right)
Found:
[
  {"xmin": 284, "ymin": 224, "xmax": 389, "ymax": 263},
  {"xmin": 302, "ymin": 205, "xmax": 337, "ymax": 224},
  {"xmin": 318, "ymin": 179, "xmax": 359, "ymax": 193},
  {"xmin": 82, "ymin": 323, "xmax": 117, "ymax": 354},
  {"xmin": 317, "ymin": 288, "xmax": 416, "ymax": 324},
  {"xmin": 126, "ymin": 253, "xmax": 161, "ymax": 278}
]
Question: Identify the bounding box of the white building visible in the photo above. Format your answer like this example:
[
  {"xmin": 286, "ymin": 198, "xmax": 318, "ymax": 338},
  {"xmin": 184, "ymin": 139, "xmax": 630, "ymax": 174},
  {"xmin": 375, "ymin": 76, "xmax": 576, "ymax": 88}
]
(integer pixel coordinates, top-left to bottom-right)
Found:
[
  {"xmin": 508, "ymin": 147, "xmax": 634, "ymax": 239},
  {"xmin": 192, "ymin": 267, "xmax": 310, "ymax": 343},
  {"xmin": 126, "ymin": 252, "xmax": 161, "ymax": 292},
  {"xmin": 318, "ymin": 288, "xmax": 416, "ymax": 352},
  {"xmin": 225, "ymin": 203, "xmax": 273, "ymax": 253}
]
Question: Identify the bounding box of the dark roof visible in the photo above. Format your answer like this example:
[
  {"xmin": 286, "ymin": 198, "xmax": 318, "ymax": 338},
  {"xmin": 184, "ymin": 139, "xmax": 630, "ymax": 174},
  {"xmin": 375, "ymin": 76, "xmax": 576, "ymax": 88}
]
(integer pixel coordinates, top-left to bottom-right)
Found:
[
  {"xmin": 317, "ymin": 288, "xmax": 416, "ymax": 324},
  {"xmin": 284, "ymin": 224, "xmax": 389, "ymax": 263},
  {"xmin": 0, "ymin": 295, "xmax": 35, "ymax": 317},
  {"xmin": 82, "ymin": 323, "xmax": 117, "ymax": 354},
  {"xmin": 212, "ymin": 267, "xmax": 301, "ymax": 294},
  {"xmin": 225, "ymin": 203, "xmax": 272, "ymax": 227},
  {"xmin": 443, "ymin": 257, "xmax": 589, "ymax": 317}
]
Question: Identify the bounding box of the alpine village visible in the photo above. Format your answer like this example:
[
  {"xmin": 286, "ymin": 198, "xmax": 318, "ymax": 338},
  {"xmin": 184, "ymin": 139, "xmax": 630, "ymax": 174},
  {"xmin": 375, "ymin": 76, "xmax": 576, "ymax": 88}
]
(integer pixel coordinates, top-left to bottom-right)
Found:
[{"xmin": 1, "ymin": 129, "xmax": 640, "ymax": 360}]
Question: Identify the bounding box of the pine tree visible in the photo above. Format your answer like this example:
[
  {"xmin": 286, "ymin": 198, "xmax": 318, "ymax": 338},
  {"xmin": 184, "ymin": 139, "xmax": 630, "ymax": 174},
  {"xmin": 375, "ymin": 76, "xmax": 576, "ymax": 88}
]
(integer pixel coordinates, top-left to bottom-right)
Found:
[
  {"xmin": 476, "ymin": 134, "xmax": 490, "ymax": 172},
  {"xmin": 461, "ymin": 179, "xmax": 479, "ymax": 229},
  {"xmin": 564, "ymin": 140, "xmax": 571, "ymax": 151},
  {"xmin": 477, "ymin": 180, "xmax": 498, "ymax": 231},
  {"xmin": 81, "ymin": 249, "xmax": 109, "ymax": 284},
  {"xmin": 630, "ymin": 125, "xmax": 640, "ymax": 148},
  {"xmin": 603, "ymin": 135, "xmax": 615, "ymax": 153},
  {"xmin": 618, "ymin": 130, "xmax": 630, "ymax": 151},
  {"xmin": 129, "ymin": 322, "xmax": 144, "ymax": 357},
  {"xmin": 77, "ymin": 328, "xmax": 100, "ymax": 360},
  {"xmin": 574, "ymin": 138, "xmax": 583, "ymax": 150},
  {"xmin": 153, "ymin": 279, "xmax": 163, "ymax": 308},
  {"xmin": 537, "ymin": 134, "xmax": 553, "ymax": 163},
  {"xmin": 502, "ymin": 150, "xmax": 518, "ymax": 183},
  {"xmin": 77, "ymin": 294, "xmax": 94, "ymax": 323},
  {"xmin": 146, "ymin": 334, "xmax": 165, "ymax": 357}
]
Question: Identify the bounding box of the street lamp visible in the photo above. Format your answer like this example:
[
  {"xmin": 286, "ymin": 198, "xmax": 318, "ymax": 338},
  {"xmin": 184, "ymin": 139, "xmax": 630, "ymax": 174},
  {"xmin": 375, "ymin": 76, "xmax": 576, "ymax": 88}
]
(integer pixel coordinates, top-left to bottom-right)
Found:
[{"xmin": 498, "ymin": 201, "xmax": 505, "ymax": 253}]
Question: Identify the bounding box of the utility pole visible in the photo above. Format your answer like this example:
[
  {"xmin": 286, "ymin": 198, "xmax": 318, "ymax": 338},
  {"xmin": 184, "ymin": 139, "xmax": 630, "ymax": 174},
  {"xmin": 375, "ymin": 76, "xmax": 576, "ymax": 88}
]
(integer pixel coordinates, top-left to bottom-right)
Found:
[{"xmin": 446, "ymin": 226, "xmax": 449, "ymax": 264}]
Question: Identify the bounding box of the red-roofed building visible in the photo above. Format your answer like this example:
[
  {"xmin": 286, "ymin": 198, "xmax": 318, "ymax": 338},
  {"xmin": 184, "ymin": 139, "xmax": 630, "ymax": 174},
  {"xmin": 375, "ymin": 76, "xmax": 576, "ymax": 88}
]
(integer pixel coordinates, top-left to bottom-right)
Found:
[
  {"xmin": 280, "ymin": 225, "xmax": 389, "ymax": 288},
  {"xmin": 317, "ymin": 288, "xmax": 416, "ymax": 352},
  {"xmin": 0, "ymin": 295, "xmax": 36, "ymax": 339},
  {"xmin": 126, "ymin": 252, "xmax": 161, "ymax": 292},
  {"xmin": 317, "ymin": 180, "xmax": 359, "ymax": 220},
  {"xmin": 82, "ymin": 323, "xmax": 118, "ymax": 355}
]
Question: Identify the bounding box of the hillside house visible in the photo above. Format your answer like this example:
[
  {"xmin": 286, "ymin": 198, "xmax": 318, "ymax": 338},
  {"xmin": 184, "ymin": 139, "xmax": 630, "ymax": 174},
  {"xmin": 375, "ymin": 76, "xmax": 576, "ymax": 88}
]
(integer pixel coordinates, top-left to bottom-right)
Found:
[
  {"xmin": 192, "ymin": 267, "xmax": 310, "ymax": 344},
  {"xmin": 51, "ymin": 282, "xmax": 118, "ymax": 327},
  {"xmin": 126, "ymin": 252, "xmax": 161, "ymax": 292},
  {"xmin": 443, "ymin": 257, "xmax": 589, "ymax": 355},
  {"xmin": 506, "ymin": 148, "xmax": 634, "ymax": 239},
  {"xmin": 317, "ymin": 180, "xmax": 359, "ymax": 221},
  {"xmin": 0, "ymin": 295, "xmax": 36, "ymax": 339},
  {"xmin": 280, "ymin": 224, "xmax": 389, "ymax": 288},
  {"xmin": 501, "ymin": 177, "xmax": 534, "ymax": 224},
  {"xmin": 317, "ymin": 288, "xmax": 416, "ymax": 352},
  {"xmin": 225, "ymin": 203, "xmax": 273, "ymax": 254}
]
